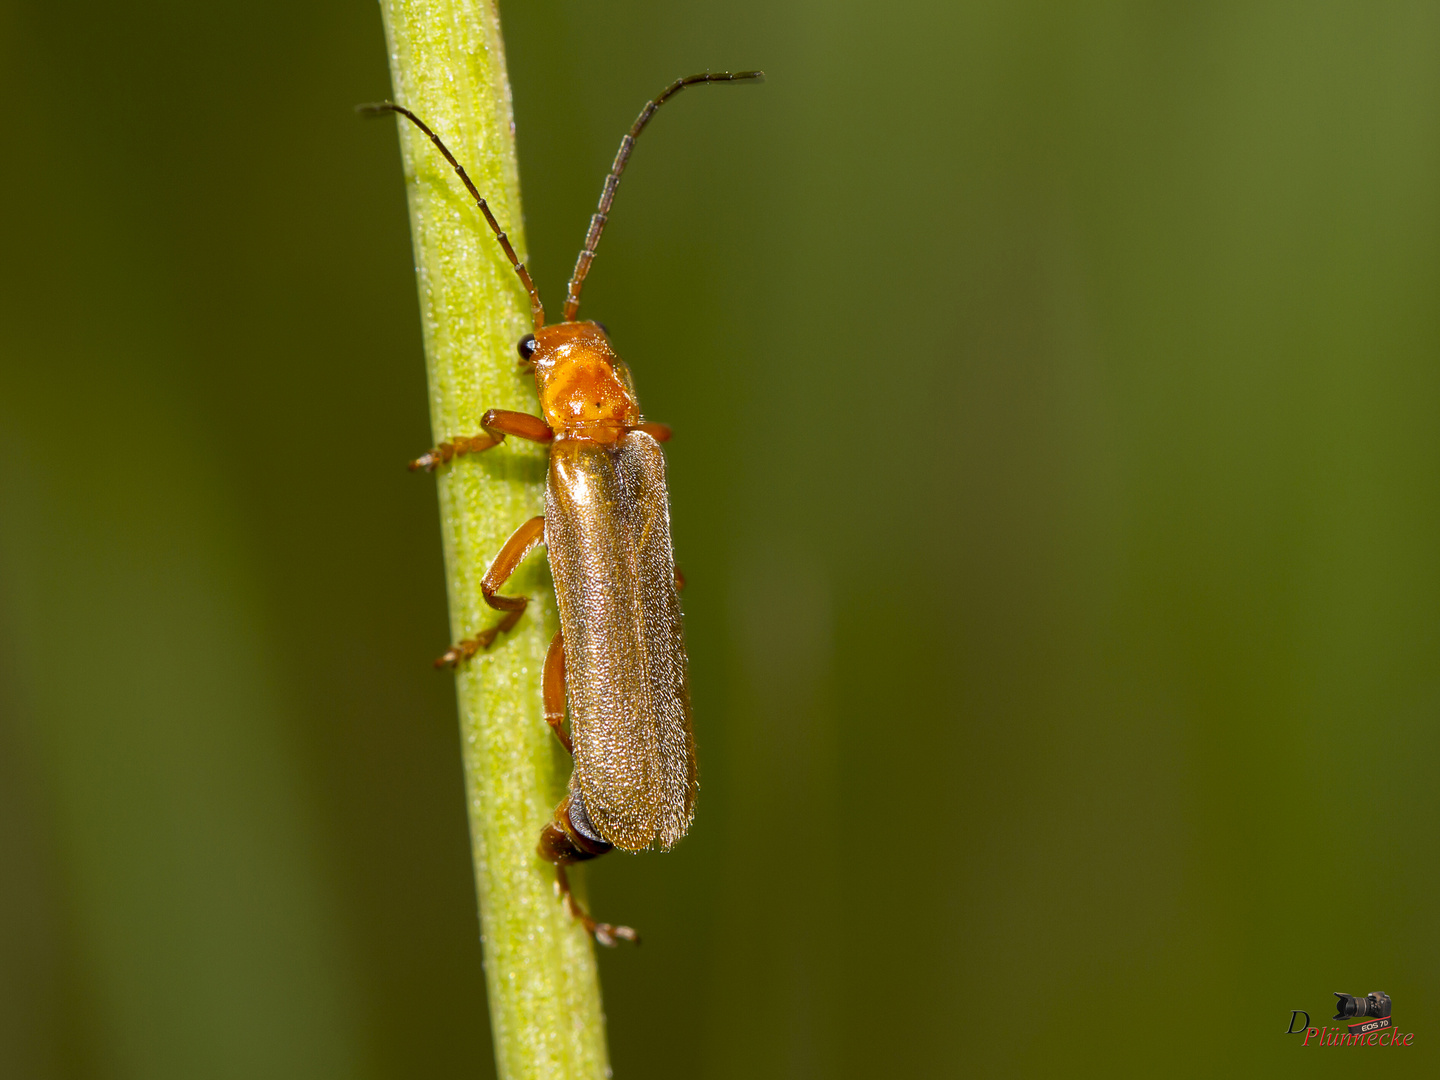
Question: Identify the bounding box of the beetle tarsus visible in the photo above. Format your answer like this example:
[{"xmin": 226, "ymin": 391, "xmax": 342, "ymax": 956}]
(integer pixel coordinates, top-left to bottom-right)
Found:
[
  {"xmin": 592, "ymin": 922, "xmax": 640, "ymax": 948},
  {"xmin": 434, "ymin": 631, "xmax": 491, "ymax": 668},
  {"xmin": 555, "ymin": 865, "xmax": 639, "ymax": 947},
  {"xmin": 434, "ymin": 617, "xmax": 516, "ymax": 667},
  {"xmin": 410, "ymin": 433, "xmax": 502, "ymax": 472}
]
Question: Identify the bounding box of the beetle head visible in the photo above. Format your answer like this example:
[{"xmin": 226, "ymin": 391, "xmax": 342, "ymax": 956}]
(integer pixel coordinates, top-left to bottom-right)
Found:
[{"xmin": 525, "ymin": 321, "xmax": 640, "ymax": 441}]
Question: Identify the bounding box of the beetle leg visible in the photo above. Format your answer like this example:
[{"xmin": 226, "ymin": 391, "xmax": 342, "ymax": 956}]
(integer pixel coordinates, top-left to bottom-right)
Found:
[
  {"xmin": 674, "ymin": 565, "xmax": 685, "ymax": 591},
  {"xmin": 410, "ymin": 409, "xmax": 554, "ymax": 471},
  {"xmin": 538, "ymin": 790, "xmax": 639, "ymax": 946},
  {"xmin": 436, "ymin": 515, "xmax": 546, "ymax": 667},
  {"xmin": 634, "ymin": 420, "xmax": 671, "ymax": 443},
  {"xmin": 556, "ymin": 866, "xmax": 638, "ymax": 947},
  {"xmin": 542, "ymin": 631, "xmax": 573, "ymax": 754}
]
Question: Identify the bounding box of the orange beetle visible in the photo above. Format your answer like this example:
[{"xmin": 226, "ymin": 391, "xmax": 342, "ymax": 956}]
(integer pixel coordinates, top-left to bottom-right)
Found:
[{"xmin": 363, "ymin": 71, "xmax": 761, "ymax": 944}]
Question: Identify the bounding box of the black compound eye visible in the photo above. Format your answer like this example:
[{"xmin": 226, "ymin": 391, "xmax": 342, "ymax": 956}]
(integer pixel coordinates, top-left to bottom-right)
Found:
[
  {"xmin": 593, "ymin": 322, "xmax": 609, "ymax": 336},
  {"xmin": 516, "ymin": 333, "xmax": 538, "ymax": 361}
]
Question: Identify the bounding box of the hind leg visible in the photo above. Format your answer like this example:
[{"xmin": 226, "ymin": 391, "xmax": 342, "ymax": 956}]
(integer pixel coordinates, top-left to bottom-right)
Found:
[
  {"xmin": 538, "ymin": 789, "xmax": 639, "ymax": 946},
  {"xmin": 542, "ymin": 631, "xmax": 573, "ymax": 753},
  {"xmin": 536, "ymin": 634, "xmax": 638, "ymax": 944}
]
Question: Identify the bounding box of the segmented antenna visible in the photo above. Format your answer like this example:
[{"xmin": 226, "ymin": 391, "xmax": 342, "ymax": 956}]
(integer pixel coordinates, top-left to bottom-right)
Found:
[
  {"xmin": 359, "ymin": 102, "xmax": 546, "ymax": 330},
  {"xmin": 562, "ymin": 70, "xmax": 764, "ymax": 322}
]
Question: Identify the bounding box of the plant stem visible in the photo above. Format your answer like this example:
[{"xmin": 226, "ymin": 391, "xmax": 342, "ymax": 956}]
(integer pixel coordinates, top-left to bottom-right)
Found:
[{"xmin": 375, "ymin": 3, "xmax": 611, "ymax": 1077}]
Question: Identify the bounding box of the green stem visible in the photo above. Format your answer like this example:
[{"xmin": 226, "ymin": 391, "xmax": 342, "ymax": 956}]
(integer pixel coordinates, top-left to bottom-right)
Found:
[{"xmin": 375, "ymin": 3, "xmax": 610, "ymax": 1078}]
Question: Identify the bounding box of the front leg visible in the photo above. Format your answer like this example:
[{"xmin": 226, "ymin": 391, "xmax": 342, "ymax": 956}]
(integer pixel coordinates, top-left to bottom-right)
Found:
[
  {"xmin": 436, "ymin": 514, "xmax": 546, "ymax": 667},
  {"xmin": 410, "ymin": 409, "xmax": 554, "ymax": 471}
]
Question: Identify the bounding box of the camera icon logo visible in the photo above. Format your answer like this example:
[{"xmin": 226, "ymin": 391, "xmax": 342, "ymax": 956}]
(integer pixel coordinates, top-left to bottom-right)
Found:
[
  {"xmin": 1287, "ymin": 991, "xmax": 1410, "ymax": 1047},
  {"xmin": 1333, "ymin": 992, "xmax": 1391, "ymax": 1022}
]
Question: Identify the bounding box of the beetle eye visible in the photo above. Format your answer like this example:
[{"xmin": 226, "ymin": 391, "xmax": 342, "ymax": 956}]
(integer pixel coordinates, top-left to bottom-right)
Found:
[
  {"xmin": 594, "ymin": 322, "xmax": 609, "ymax": 336},
  {"xmin": 517, "ymin": 333, "xmax": 538, "ymax": 361}
]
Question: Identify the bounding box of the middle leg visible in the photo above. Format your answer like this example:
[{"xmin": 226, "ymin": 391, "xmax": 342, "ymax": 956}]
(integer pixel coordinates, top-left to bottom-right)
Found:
[{"xmin": 436, "ymin": 514, "xmax": 546, "ymax": 667}]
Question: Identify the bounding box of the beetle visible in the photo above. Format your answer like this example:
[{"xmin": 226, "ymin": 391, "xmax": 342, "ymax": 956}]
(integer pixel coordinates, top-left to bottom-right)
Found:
[{"xmin": 363, "ymin": 71, "xmax": 762, "ymax": 944}]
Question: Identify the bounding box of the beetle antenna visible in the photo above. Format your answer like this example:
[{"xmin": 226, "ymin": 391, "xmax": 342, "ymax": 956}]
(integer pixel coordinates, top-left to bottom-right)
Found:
[
  {"xmin": 562, "ymin": 70, "xmax": 764, "ymax": 322},
  {"xmin": 359, "ymin": 101, "xmax": 546, "ymax": 330}
]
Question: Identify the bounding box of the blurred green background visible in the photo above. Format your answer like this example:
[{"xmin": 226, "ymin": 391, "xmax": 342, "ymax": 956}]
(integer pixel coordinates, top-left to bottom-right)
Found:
[{"xmin": 2, "ymin": 1, "xmax": 1437, "ymax": 1077}]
